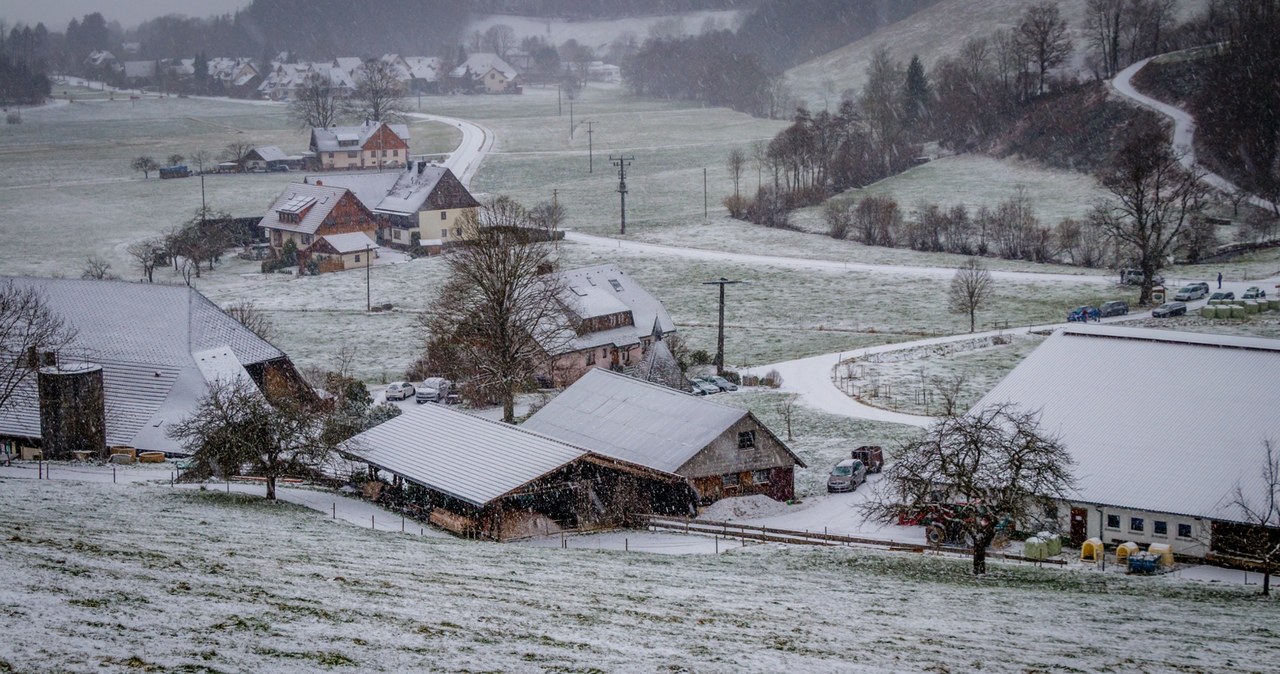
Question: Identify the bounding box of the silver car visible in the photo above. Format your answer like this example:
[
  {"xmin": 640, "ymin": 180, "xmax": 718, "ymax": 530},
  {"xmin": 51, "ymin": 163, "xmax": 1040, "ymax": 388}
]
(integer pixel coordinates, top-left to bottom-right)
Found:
[{"xmin": 826, "ymin": 459, "xmax": 867, "ymax": 493}]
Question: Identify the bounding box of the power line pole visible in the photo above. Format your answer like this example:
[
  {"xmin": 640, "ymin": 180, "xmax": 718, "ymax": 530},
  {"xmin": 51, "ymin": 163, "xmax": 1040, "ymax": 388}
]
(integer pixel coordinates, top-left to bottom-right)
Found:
[
  {"xmin": 610, "ymin": 155, "xmax": 634, "ymax": 235},
  {"xmin": 552, "ymin": 188, "xmax": 559, "ymax": 251},
  {"xmin": 365, "ymin": 245, "xmax": 372, "ymax": 311},
  {"xmin": 586, "ymin": 121, "xmax": 594, "ymax": 173},
  {"xmin": 569, "ymin": 100, "xmax": 574, "ymax": 138},
  {"xmin": 702, "ymin": 277, "xmax": 745, "ymax": 376},
  {"xmin": 703, "ymin": 167, "xmax": 708, "ymax": 222}
]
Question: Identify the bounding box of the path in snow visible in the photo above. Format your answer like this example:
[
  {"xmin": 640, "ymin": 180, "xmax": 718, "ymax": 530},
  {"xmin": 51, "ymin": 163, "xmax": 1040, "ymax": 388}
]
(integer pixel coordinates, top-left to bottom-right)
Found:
[{"xmin": 1113, "ymin": 55, "xmax": 1279, "ymax": 214}]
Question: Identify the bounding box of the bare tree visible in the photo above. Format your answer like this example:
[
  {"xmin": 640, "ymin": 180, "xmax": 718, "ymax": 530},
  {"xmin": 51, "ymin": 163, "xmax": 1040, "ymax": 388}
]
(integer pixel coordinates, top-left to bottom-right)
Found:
[
  {"xmin": 862, "ymin": 402, "xmax": 1077, "ymax": 575},
  {"xmin": 948, "ymin": 258, "xmax": 994, "ymax": 333},
  {"xmin": 288, "ymin": 72, "xmax": 342, "ymax": 130},
  {"xmin": 1221, "ymin": 438, "xmax": 1280, "ymax": 596},
  {"xmin": 80, "ymin": 255, "xmax": 117, "ymax": 280},
  {"xmin": 131, "ymin": 155, "xmax": 159, "ymax": 179},
  {"xmin": 727, "ymin": 147, "xmax": 746, "ymax": 201},
  {"xmin": 1095, "ymin": 122, "xmax": 1207, "ymax": 305},
  {"xmin": 529, "ymin": 199, "xmax": 566, "ymax": 236},
  {"xmin": 166, "ymin": 153, "xmax": 185, "ymax": 167},
  {"xmin": 774, "ymin": 392, "xmax": 799, "ymax": 441},
  {"xmin": 126, "ymin": 237, "xmax": 165, "ymax": 282},
  {"xmin": 825, "ymin": 199, "xmax": 855, "ymax": 239},
  {"xmin": 420, "ymin": 197, "xmax": 572, "ymax": 423},
  {"xmin": 483, "ymin": 24, "xmax": 516, "ymax": 59},
  {"xmin": 348, "ymin": 59, "xmax": 406, "ymax": 123},
  {"xmin": 219, "ymin": 142, "xmax": 254, "ymax": 173},
  {"xmin": 1085, "ymin": 0, "xmax": 1125, "ymax": 79},
  {"xmin": 0, "ymin": 280, "xmax": 77, "ymax": 417},
  {"xmin": 224, "ymin": 300, "xmax": 276, "ymax": 342},
  {"xmin": 168, "ymin": 377, "xmax": 334, "ymax": 501},
  {"xmin": 190, "ymin": 149, "xmax": 211, "ymax": 174},
  {"xmin": 1017, "ymin": 1, "xmax": 1072, "ymax": 97}
]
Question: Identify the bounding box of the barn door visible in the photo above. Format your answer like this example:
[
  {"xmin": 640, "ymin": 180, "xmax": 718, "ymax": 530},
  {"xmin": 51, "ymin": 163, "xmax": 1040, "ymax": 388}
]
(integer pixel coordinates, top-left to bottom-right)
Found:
[{"xmin": 1070, "ymin": 507, "xmax": 1088, "ymax": 547}]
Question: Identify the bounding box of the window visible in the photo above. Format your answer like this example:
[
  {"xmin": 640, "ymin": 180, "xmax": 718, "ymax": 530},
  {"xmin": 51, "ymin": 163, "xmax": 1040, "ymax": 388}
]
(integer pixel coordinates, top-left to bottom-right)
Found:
[
  {"xmin": 722, "ymin": 472, "xmax": 740, "ymax": 487},
  {"xmin": 609, "ymin": 279, "xmax": 624, "ymax": 292},
  {"xmin": 441, "ymin": 229, "xmax": 448, "ymax": 238},
  {"xmin": 752, "ymin": 469, "xmax": 770, "ymax": 485},
  {"xmin": 1177, "ymin": 523, "xmax": 1192, "ymax": 538},
  {"xmin": 392, "ymin": 229, "xmax": 402, "ymax": 241},
  {"xmin": 354, "ymin": 254, "xmax": 361, "ymax": 263},
  {"xmin": 440, "ymin": 211, "xmax": 447, "ymax": 220},
  {"xmin": 737, "ymin": 431, "xmax": 756, "ymax": 450},
  {"xmin": 381, "ymin": 150, "xmax": 388, "ymax": 157},
  {"xmin": 347, "ymin": 150, "xmax": 358, "ymax": 158},
  {"xmin": 301, "ymin": 234, "xmax": 313, "ymax": 245},
  {"xmin": 1153, "ymin": 521, "xmax": 1167, "ymax": 536},
  {"xmin": 393, "ymin": 150, "xmax": 399, "ymax": 156},
  {"xmin": 328, "ymin": 152, "xmax": 334, "ymax": 159},
  {"xmin": 1130, "ymin": 517, "xmax": 1144, "ymax": 532},
  {"xmin": 455, "ymin": 228, "xmax": 462, "ymax": 236},
  {"xmin": 586, "ymin": 351, "xmax": 594, "ymax": 365},
  {"xmin": 1106, "ymin": 514, "xmax": 1120, "ymax": 529}
]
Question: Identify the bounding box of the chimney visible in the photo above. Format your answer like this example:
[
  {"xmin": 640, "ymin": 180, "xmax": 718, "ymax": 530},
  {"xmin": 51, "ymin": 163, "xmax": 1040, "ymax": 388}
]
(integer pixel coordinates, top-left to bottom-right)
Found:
[
  {"xmin": 417, "ymin": 161, "xmax": 425, "ymax": 175},
  {"xmin": 315, "ymin": 179, "xmax": 323, "ymax": 186}
]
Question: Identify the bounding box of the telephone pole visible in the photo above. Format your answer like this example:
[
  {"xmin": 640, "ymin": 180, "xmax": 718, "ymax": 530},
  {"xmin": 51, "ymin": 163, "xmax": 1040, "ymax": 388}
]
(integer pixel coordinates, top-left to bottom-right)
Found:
[
  {"xmin": 365, "ymin": 245, "xmax": 372, "ymax": 311},
  {"xmin": 586, "ymin": 121, "xmax": 594, "ymax": 173},
  {"xmin": 610, "ymin": 155, "xmax": 634, "ymax": 235},
  {"xmin": 702, "ymin": 277, "xmax": 745, "ymax": 376},
  {"xmin": 552, "ymin": 188, "xmax": 559, "ymax": 250},
  {"xmin": 569, "ymin": 100, "xmax": 574, "ymax": 138}
]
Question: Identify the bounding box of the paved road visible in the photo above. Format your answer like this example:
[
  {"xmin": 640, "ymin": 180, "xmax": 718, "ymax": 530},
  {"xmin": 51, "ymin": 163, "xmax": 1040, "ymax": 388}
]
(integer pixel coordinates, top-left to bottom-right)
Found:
[
  {"xmin": 1113, "ymin": 55, "xmax": 1278, "ymax": 213},
  {"xmin": 404, "ymin": 111, "xmax": 494, "ymax": 189}
]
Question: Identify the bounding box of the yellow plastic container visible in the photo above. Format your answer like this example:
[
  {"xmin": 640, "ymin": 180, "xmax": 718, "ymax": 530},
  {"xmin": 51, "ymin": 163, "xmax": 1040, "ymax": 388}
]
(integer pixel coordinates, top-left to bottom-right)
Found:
[
  {"xmin": 1147, "ymin": 542, "xmax": 1174, "ymax": 567},
  {"xmin": 1116, "ymin": 541, "xmax": 1140, "ymax": 563},
  {"xmin": 1081, "ymin": 537, "xmax": 1104, "ymax": 562}
]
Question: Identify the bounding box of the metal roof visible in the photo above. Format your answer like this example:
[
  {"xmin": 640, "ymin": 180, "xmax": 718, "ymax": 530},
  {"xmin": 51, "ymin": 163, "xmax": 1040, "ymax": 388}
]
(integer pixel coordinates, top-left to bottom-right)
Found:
[
  {"xmin": 258, "ymin": 183, "xmax": 350, "ymax": 235},
  {"xmin": 340, "ymin": 403, "xmax": 590, "ymax": 507},
  {"xmin": 320, "ymin": 232, "xmax": 377, "ymax": 254},
  {"xmin": 311, "ymin": 121, "xmax": 411, "ymax": 154},
  {"xmin": 521, "ymin": 369, "xmax": 749, "ymax": 474},
  {"xmin": 542, "ymin": 264, "xmax": 676, "ymax": 355},
  {"xmin": 972, "ymin": 324, "xmax": 1280, "ymax": 523},
  {"xmin": 320, "ymin": 164, "xmax": 477, "ymax": 216}
]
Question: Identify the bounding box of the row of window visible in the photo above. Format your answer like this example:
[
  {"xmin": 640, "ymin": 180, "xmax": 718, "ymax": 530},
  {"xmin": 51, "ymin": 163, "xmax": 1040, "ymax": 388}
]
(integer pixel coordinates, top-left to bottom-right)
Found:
[
  {"xmin": 723, "ymin": 469, "xmax": 770, "ymax": 487},
  {"xmin": 1105, "ymin": 514, "xmax": 1192, "ymax": 539},
  {"xmin": 325, "ymin": 149, "xmax": 402, "ymax": 159}
]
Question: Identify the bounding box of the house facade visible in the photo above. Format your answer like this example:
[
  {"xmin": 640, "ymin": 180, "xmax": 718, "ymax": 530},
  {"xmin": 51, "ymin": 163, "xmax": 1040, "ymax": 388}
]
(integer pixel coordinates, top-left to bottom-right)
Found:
[
  {"xmin": 316, "ymin": 161, "xmax": 480, "ymax": 252},
  {"xmin": 310, "ymin": 121, "xmax": 411, "ymax": 171},
  {"xmin": 540, "ymin": 264, "xmax": 677, "ymax": 387},
  {"xmin": 310, "ymin": 232, "xmax": 379, "ymax": 272},
  {"xmin": 973, "ymin": 325, "xmax": 1280, "ymax": 559},
  {"xmin": 450, "ymin": 53, "xmax": 520, "ymax": 94},
  {"xmin": 523, "ymin": 369, "xmax": 806, "ymax": 506},
  {"xmin": 256, "ymin": 182, "xmax": 380, "ymax": 255}
]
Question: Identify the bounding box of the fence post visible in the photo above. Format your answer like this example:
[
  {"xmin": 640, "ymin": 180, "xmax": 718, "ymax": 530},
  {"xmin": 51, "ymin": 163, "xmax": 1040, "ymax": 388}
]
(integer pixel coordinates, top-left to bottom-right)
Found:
[
  {"xmin": 625, "ymin": 538, "xmax": 628, "ymax": 552},
  {"xmin": 112, "ymin": 466, "xmax": 116, "ymax": 483},
  {"xmin": 715, "ymin": 536, "xmax": 719, "ymax": 554},
  {"xmin": 401, "ymin": 516, "xmax": 405, "ymax": 533},
  {"xmin": 371, "ymin": 515, "xmax": 375, "ymax": 529},
  {"xmin": 332, "ymin": 502, "xmax": 336, "ymax": 519}
]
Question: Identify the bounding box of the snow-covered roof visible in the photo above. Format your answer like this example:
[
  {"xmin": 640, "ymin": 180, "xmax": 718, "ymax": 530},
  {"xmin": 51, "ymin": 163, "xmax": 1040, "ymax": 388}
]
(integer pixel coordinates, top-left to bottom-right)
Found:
[
  {"xmin": 972, "ymin": 325, "xmax": 1280, "ymax": 523},
  {"xmin": 522, "ymin": 369, "xmax": 750, "ymax": 474},
  {"xmin": 311, "ymin": 121, "xmax": 410, "ymax": 154},
  {"xmin": 249, "ymin": 146, "xmax": 288, "ymax": 163},
  {"xmin": 0, "ymin": 278, "xmax": 288, "ymax": 453},
  {"xmin": 403, "ymin": 56, "xmax": 442, "ymax": 82},
  {"xmin": 544, "ymin": 264, "xmax": 676, "ymax": 353},
  {"xmin": 122, "ymin": 61, "xmax": 156, "ymax": 79},
  {"xmin": 257, "ymin": 182, "xmax": 352, "ymax": 235},
  {"xmin": 450, "ymin": 53, "xmax": 518, "ymax": 80},
  {"xmin": 333, "ymin": 57, "xmax": 363, "ymax": 75},
  {"xmin": 318, "ymin": 163, "xmax": 479, "ymax": 216},
  {"xmin": 341, "ymin": 403, "xmax": 590, "ymax": 507},
  {"xmin": 319, "ymin": 231, "xmax": 377, "ymax": 254}
]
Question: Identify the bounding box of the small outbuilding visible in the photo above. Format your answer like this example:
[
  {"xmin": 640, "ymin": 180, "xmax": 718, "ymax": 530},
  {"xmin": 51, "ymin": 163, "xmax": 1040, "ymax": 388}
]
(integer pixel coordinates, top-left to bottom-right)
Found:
[{"xmin": 522, "ymin": 369, "xmax": 806, "ymax": 505}]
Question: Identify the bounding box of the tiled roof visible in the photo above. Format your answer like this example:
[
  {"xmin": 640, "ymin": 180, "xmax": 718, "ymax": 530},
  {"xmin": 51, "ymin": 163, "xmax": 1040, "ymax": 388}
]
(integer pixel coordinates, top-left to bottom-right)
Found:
[{"xmin": 256, "ymin": 182, "xmax": 351, "ymax": 235}]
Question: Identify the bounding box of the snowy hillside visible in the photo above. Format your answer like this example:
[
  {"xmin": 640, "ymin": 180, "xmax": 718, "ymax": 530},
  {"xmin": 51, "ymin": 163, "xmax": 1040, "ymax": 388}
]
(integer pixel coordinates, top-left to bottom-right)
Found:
[{"xmin": 465, "ymin": 10, "xmax": 746, "ymax": 53}]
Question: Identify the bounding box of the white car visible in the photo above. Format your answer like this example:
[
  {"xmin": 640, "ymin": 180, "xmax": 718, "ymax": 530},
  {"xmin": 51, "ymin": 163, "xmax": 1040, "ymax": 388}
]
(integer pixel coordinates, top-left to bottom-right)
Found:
[{"xmin": 385, "ymin": 381, "xmax": 416, "ymax": 401}]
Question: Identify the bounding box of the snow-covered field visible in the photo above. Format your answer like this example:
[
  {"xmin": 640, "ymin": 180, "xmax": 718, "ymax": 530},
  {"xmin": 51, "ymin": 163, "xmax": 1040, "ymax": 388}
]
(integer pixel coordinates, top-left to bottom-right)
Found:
[
  {"xmin": 465, "ymin": 10, "xmax": 746, "ymax": 52},
  {"xmin": 2, "ymin": 477, "xmax": 1276, "ymax": 673}
]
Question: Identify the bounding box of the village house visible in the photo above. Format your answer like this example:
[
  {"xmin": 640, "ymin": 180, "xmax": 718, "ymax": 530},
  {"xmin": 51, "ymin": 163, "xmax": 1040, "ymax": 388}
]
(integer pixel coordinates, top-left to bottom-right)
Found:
[
  {"xmin": 450, "ymin": 53, "xmax": 521, "ymax": 94},
  {"xmin": 402, "ymin": 56, "xmax": 444, "ymax": 94},
  {"xmin": 256, "ymin": 181, "xmax": 380, "ymax": 259},
  {"xmin": 339, "ymin": 402, "xmax": 694, "ymax": 540},
  {"xmin": 538, "ymin": 264, "xmax": 677, "ymax": 387},
  {"xmin": 523, "ymin": 369, "xmax": 806, "ymax": 505},
  {"xmin": 974, "ymin": 324, "xmax": 1280, "ymax": 560},
  {"xmin": 0, "ymin": 278, "xmax": 304, "ymax": 461},
  {"xmin": 313, "ymin": 161, "xmax": 479, "ymax": 252},
  {"xmin": 310, "ymin": 121, "xmax": 410, "ymax": 171},
  {"xmin": 308, "ymin": 231, "xmax": 379, "ymax": 272}
]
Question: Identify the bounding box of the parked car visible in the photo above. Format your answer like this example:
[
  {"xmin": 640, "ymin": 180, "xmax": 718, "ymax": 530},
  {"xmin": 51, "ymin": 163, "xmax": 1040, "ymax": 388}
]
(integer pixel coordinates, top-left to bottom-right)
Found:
[
  {"xmin": 1174, "ymin": 284, "xmax": 1209, "ymax": 301},
  {"xmin": 267, "ymin": 164, "xmax": 289, "ymax": 172},
  {"xmin": 1098, "ymin": 300, "xmax": 1129, "ymax": 317},
  {"xmin": 1121, "ymin": 269, "xmax": 1164, "ymax": 286},
  {"xmin": 1067, "ymin": 306, "xmax": 1100, "ymax": 323},
  {"xmin": 1209, "ymin": 291, "xmax": 1234, "ymax": 301},
  {"xmin": 415, "ymin": 377, "xmax": 452, "ymax": 404},
  {"xmin": 851, "ymin": 445, "xmax": 884, "ymax": 473},
  {"xmin": 1151, "ymin": 301, "xmax": 1187, "ymax": 318},
  {"xmin": 689, "ymin": 379, "xmax": 720, "ymax": 396},
  {"xmin": 827, "ymin": 459, "xmax": 867, "ymax": 493},
  {"xmin": 385, "ymin": 381, "xmax": 416, "ymax": 401},
  {"xmin": 1243, "ymin": 286, "xmax": 1268, "ymax": 300},
  {"xmin": 707, "ymin": 375, "xmax": 738, "ymax": 392}
]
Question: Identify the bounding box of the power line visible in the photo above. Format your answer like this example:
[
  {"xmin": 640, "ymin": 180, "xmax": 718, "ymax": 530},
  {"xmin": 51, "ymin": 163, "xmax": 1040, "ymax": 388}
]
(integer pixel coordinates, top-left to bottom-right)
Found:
[
  {"xmin": 610, "ymin": 155, "xmax": 634, "ymax": 235},
  {"xmin": 701, "ymin": 278, "xmax": 746, "ymax": 376}
]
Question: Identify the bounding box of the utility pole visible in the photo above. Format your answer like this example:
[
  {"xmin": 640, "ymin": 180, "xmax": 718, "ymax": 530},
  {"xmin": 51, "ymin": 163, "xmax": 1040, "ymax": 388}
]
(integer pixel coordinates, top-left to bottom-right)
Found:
[
  {"xmin": 702, "ymin": 277, "xmax": 745, "ymax": 376},
  {"xmin": 552, "ymin": 189, "xmax": 559, "ymax": 250},
  {"xmin": 703, "ymin": 167, "xmax": 708, "ymax": 222},
  {"xmin": 569, "ymin": 100, "xmax": 574, "ymax": 138},
  {"xmin": 610, "ymin": 155, "xmax": 634, "ymax": 235},
  {"xmin": 365, "ymin": 245, "xmax": 372, "ymax": 311},
  {"xmin": 557, "ymin": 83, "xmax": 562, "ymax": 116},
  {"xmin": 586, "ymin": 121, "xmax": 594, "ymax": 173}
]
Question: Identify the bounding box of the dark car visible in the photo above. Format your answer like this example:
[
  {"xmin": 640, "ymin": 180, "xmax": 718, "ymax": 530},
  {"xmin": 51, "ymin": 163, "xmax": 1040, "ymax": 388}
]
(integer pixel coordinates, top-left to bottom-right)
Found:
[
  {"xmin": 1098, "ymin": 300, "xmax": 1129, "ymax": 317},
  {"xmin": 1209, "ymin": 291, "xmax": 1234, "ymax": 301},
  {"xmin": 826, "ymin": 459, "xmax": 867, "ymax": 493},
  {"xmin": 1068, "ymin": 306, "xmax": 1099, "ymax": 323},
  {"xmin": 1243, "ymin": 286, "xmax": 1267, "ymax": 300},
  {"xmin": 1151, "ymin": 301, "xmax": 1187, "ymax": 318},
  {"xmin": 268, "ymin": 164, "xmax": 289, "ymax": 173}
]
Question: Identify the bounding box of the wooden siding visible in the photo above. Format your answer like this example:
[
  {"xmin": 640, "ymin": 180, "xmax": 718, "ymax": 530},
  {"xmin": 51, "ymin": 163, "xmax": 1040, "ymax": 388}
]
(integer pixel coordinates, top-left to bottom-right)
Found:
[{"xmin": 678, "ymin": 416, "xmax": 798, "ymax": 504}]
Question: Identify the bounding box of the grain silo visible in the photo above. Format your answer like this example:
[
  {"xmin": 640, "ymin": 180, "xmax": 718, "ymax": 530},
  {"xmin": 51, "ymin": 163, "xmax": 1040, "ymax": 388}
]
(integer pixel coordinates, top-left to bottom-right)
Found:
[{"xmin": 37, "ymin": 361, "xmax": 107, "ymax": 460}]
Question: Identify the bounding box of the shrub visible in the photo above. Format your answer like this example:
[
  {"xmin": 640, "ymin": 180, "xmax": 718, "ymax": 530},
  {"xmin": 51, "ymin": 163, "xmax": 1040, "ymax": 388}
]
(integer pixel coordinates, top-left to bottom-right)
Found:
[{"xmin": 689, "ymin": 349, "xmax": 712, "ymax": 366}]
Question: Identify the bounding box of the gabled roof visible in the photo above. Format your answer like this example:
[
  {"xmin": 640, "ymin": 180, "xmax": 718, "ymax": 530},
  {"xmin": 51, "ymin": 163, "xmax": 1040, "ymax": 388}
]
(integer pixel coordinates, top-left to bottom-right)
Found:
[
  {"xmin": 311, "ymin": 121, "xmax": 410, "ymax": 154},
  {"xmin": 248, "ymin": 146, "xmax": 288, "ymax": 163},
  {"xmin": 341, "ymin": 402, "xmax": 591, "ymax": 507},
  {"xmin": 318, "ymin": 231, "xmax": 377, "ymax": 254},
  {"xmin": 972, "ymin": 325, "xmax": 1280, "ymax": 523},
  {"xmin": 403, "ymin": 56, "xmax": 442, "ymax": 82},
  {"xmin": 522, "ymin": 369, "xmax": 755, "ymax": 474},
  {"xmin": 0, "ymin": 278, "xmax": 288, "ymax": 453},
  {"xmin": 317, "ymin": 163, "xmax": 479, "ymax": 216},
  {"xmin": 450, "ymin": 53, "xmax": 518, "ymax": 80},
  {"xmin": 543, "ymin": 264, "xmax": 676, "ymax": 353},
  {"xmin": 257, "ymin": 182, "xmax": 354, "ymax": 235}
]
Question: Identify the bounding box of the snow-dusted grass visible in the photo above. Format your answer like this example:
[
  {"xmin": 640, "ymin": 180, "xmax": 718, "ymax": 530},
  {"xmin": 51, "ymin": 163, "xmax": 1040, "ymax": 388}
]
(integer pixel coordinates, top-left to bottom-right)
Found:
[{"xmin": 2, "ymin": 478, "xmax": 1275, "ymax": 673}]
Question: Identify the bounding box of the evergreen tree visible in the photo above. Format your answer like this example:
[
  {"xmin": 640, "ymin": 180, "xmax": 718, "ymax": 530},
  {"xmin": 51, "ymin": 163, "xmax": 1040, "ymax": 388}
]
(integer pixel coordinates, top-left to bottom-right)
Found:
[{"xmin": 903, "ymin": 54, "xmax": 932, "ymax": 138}]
